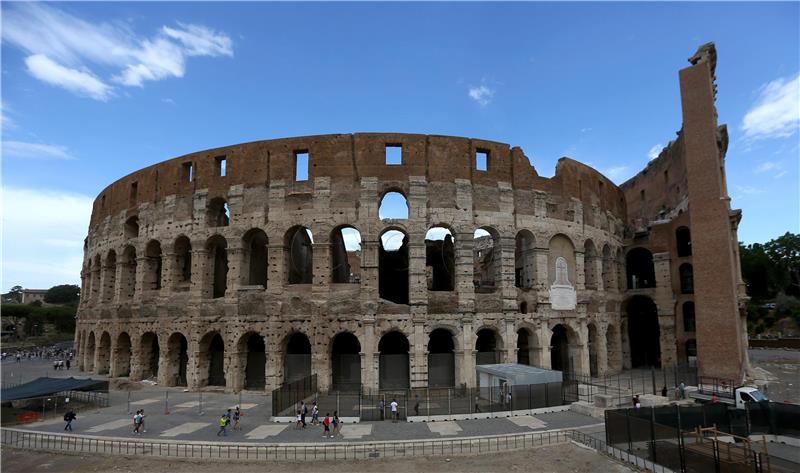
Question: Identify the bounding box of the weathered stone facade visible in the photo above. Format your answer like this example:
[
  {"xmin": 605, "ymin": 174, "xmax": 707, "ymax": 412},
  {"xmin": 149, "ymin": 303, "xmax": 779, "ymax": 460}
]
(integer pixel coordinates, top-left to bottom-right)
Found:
[{"xmin": 74, "ymin": 43, "xmax": 749, "ymax": 392}]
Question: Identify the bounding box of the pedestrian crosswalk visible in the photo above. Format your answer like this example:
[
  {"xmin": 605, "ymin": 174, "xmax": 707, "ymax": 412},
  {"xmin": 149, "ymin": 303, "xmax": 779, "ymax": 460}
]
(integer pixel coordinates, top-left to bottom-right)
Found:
[
  {"xmin": 160, "ymin": 422, "xmax": 207, "ymax": 437},
  {"xmin": 426, "ymin": 421, "xmax": 462, "ymax": 436},
  {"xmin": 86, "ymin": 419, "xmax": 133, "ymax": 433},
  {"xmin": 507, "ymin": 415, "xmax": 547, "ymax": 429},
  {"xmin": 339, "ymin": 423, "xmax": 371, "ymax": 439},
  {"xmin": 244, "ymin": 424, "xmax": 289, "ymax": 439},
  {"xmin": 172, "ymin": 401, "xmax": 200, "ymax": 409}
]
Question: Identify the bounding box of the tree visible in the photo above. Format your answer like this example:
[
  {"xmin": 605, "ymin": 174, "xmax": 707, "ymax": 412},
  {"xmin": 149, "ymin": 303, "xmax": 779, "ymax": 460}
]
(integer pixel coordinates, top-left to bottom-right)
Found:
[
  {"xmin": 44, "ymin": 284, "xmax": 81, "ymax": 304},
  {"xmin": 764, "ymin": 232, "xmax": 800, "ymax": 296},
  {"xmin": 740, "ymin": 243, "xmax": 787, "ymax": 299},
  {"xmin": 2, "ymin": 285, "xmax": 23, "ymax": 303}
]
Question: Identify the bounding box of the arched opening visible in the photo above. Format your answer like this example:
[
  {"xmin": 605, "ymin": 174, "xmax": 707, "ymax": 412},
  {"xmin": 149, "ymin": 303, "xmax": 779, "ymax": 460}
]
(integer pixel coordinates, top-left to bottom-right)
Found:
[
  {"xmin": 550, "ymin": 324, "xmax": 571, "ymax": 373},
  {"xmin": 519, "ymin": 301, "xmax": 528, "ymax": 314},
  {"xmin": 206, "ymin": 236, "xmax": 228, "ymax": 298},
  {"xmin": 475, "ymin": 328, "xmax": 501, "ymax": 365},
  {"xmin": 207, "ymin": 197, "xmax": 230, "ymax": 227},
  {"xmin": 199, "ymin": 332, "xmax": 225, "ymax": 387},
  {"xmin": 379, "ymin": 229, "xmax": 409, "ymax": 304},
  {"xmin": 378, "ymin": 331, "xmax": 410, "ymax": 390},
  {"xmin": 428, "ymin": 328, "xmax": 455, "ymax": 387},
  {"xmin": 676, "ymin": 227, "xmax": 692, "ymax": 257},
  {"xmin": 96, "ymin": 332, "xmax": 111, "ymax": 374},
  {"xmin": 103, "ymin": 251, "xmax": 117, "ymax": 302},
  {"xmin": 515, "ymin": 230, "xmax": 536, "ymax": 289},
  {"xmin": 91, "ymin": 256, "xmax": 101, "ymax": 302},
  {"xmin": 331, "ymin": 226, "xmax": 361, "ymax": 284},
  {"xmin": 602, "ymin": 245, "xmax": 614, "ymax": 290},
  {"xmin": 124, "ymin": 216, "xmax": 139, "ymax": 239},
  {"xmin": 242, "ymin": 229, "xmax": 268, "ymax": 287},
  {"xmin": 242, "ymin": 333, "xmax": 266, "ymax": 389},
  {"xmin": 284, "ymin": 332, "xmax": 311, "ymax": 384},
  {"xmin": 85, "ymin": 332, "xmax": 96, "ymax": 371},
  {"xmin": 626, "ymin": 248, "xmax": 655, "ymax": 289},
  {"xmin": 606, "ymin": 324, "xmax": 622, "ymax": 373},
  {"xmin": 548, "ymin": 234, "xmax": 576, "ymax": 287},
  {"xmin": 685, "ymin": 339, "xmax": 697, "ymax": 365},
  {"xmin": 173, "ymin": 236, "xmax": 192, "ymax": 290},
  {"xmin": 517, "ymin": 328, "xmax": 535, "ymax": 366},
  {"xmin": 165, "ymin": 333, "xmax": 188, "ymax": 387},
  {"xmin": 378, "ymin": 191, "xmax": 408, "ymax": 220},
  {"xmin": 474, "ymin": 228, "xmax": 498, "ymax": 292},
  {"xmin": 584, "ymin": 240, "xmax": 598, "ymax": 289},
  {"xmin": 121, "ymin": 246, "xmax": 137, "ymax": 300},
  {"xmin": 140, "ymin": 332, "xmax": 160, "ymax": 380},
  {"xmin": 626, "ymin": 296, "xmax": 661, "ymax": 368},
  {"xmin": 285, "ymin": 226, "xmax": 313, "ymax": 284},
  {"xmin": 114, "ymin": 332, "xmax": 132, "ymax": 377},
  {"xmin": 425, "ymin": 227, "xmax": 455, "ymax": 291},
  {"xmin": 683, "ymin": 301, "xmax": 696, "ymax": 332},
  {"xmin": 588, "ymin": 324, "xmax": 599, "ymax": 377},
  {"xmin": 679, "ymin": 264, "xmax": 694, "ymax": 294},
  {"xmin": 331, "ymin": 332, "xmax": 361, "ymax": 391},
  {"xmin": 144, "ymin": 240, "xmax": 163, "ymax": 291}
]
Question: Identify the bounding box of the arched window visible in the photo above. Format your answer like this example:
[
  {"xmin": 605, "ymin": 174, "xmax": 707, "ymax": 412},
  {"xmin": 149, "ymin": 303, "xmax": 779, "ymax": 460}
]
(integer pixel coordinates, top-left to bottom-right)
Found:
[
  {"xmin": 676, "ymin": 227, "xmax": 692, "ymax": 257},
  {"xmin": 207, "ymin": 197, "xmax": 230, "ymax": 227},
  {"xmin": 331, "ymin": 226, "xmax": 361, "ymax": 284},
  {"xmin": 379, "ymin": 229, "xmax": 409, "ymax": 304},
  {"xmin": 683, "ymin": 301, "xmax": 696, "ymax": 332},
  {"xmin": 144, "ymin": 240, "xmax": 163, "ymax": 291},
  {"xmin": 584, "ymin": 240, "xmax": 598, "ymax": 289},
  {"xmin": 285, "ymin": 226, "xmax": 313, "ymax": 284},
  {"xmin": 474, "ymin": 228, "xmax": 498, "ymax": 292},
  {"xmin": 425, "ymin": 227, "xmax": 455, "ymax": 291},
  {"xmin": 124, "ymin": 216, "xmax": 139, "ymax": 239},
  {"xmin": 378, "ymin": 191, "xmax": 408, "ymax": 220},
  {"xmin": 173, "ymin": 236, "xmax": 192, "ymax": 289},
  {"xmin": 242, "ymin": 229, "xmax": 268, "ymax": 288},
  {"xmin": 206, "ymin": 236, "xmax": 228, "ymax": 298},
  {"xmin": 102, "ymin": 251, "xmax": 116, "ymax": 302},
  {"xmin": 121, "ymin": 246, "xmax": 137, "ymax": 300},
  {"xmin": 602, "ymin": 245, "xmax": 614, "ymax": 290},
  {"xmin": 515, "ymin": 230, "xmax": 536, "ymax": 289},
  {"xmin": 679, "ymin": 264, "xmax": 694, "ymax": 294},
  {"xmin": 626, "ymin": 248, "xmax": 655, "ymax": 289}
]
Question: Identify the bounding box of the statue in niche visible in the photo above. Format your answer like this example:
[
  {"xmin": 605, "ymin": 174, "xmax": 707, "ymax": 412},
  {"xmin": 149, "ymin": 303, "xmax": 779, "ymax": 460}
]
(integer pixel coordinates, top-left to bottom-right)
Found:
[{"xmin": 550, "ymin": 256, "xmax": 576, "ymax": 310}]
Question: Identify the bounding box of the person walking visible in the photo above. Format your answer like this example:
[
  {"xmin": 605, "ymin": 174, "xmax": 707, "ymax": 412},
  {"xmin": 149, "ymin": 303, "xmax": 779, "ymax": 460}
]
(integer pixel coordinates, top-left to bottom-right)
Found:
[
  {"xmin": 225, "ymin": 408, "xmax": 232, "ymax": 429},
  {"xmin": 139, "ymin": 409, "xmax": 147, "ymax": 433},
  {"xmin": 332, "ymin": 411, "xmax": 340, "ymax": 437},
  {"xmin": 63, "ymin": 409, "xmax": 76, "ymax": 431},
  {"xmin": 66, "ymin": 359, "xmax": 71, "ymax": 370},
  {"xmin": 300, "ymin": 401, "xmax": 307, "ymax": 428},
  {"xmin": 295, "ymin": 410, "xmax": 303, "ymax": 430},
  {"xmin": 311, "ymin": 401, "xmax": 319, "ymax": 425},
  {"xmin": 390, "ymin": 398, "xmax": 398, "ymax": 422},
  {"xmin": 414, "ymin": 395, "xmax": 420, "ymax": 416},
  {"xmin": 475, "ymin": 395, "xmax": 481, "ymax": 413},
  {"xmin": 233, "ymin": 406, "xmax": 241, "ymax": 431},
  {"xmin": 132, "ymin": 410, "xmax": 143, "ymax": 434},
  {"xmin": 678, "ymin": 381, "xmax": 686, "ymax": 400},
  {"xmin": 217, "ymin": 414, "xmax": 228, "ymax": 436},
  {"xmin": 322, "ymin": 413, "xmax": 331, "ymax": 438}
]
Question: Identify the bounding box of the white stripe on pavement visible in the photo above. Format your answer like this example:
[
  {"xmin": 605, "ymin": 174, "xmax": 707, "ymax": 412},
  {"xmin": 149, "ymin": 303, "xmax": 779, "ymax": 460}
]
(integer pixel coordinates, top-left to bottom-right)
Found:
[
  {"xmin": 507, "ymin": 415, "xmax": 547, "ymax": 429},
  {"xmin": 159, "ymin": 422, "xmax": 209, "ymax": 437},
  {"xmin": 427, "ymin": 421, "xmax": 462, "ymax": 436},
  {"xmin": 244, "ymin": 424, "xmax": 289, "ymax": 439},
  {"xmin": 130, "ymin": 398, "xmax": 160, "ymax": 406},
  {"xmin": 86, "ymin": 419, "xmax": 134, "ymax": 433},
  {"xmin": 172, "ymin": 401, "xmax": 200, "ymax": 409}
]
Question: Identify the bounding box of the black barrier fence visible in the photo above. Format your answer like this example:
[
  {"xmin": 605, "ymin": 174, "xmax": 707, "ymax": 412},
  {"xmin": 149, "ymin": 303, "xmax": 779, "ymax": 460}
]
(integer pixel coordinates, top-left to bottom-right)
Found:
[
  {"xmin": 566, "ymin": 364, "xmax": 698, "ymax": 406},
  {"xmin": 272, "ymin": 379, "xmax": 578, "ymax": 418},
  {"xmin": 1, "ymin": 390, "xmax": 110, "ymax": 426},
  {"xmin": 271, "ymin": 374, "xmax": 317, "ymax": 418},
  {"xmin": 606, "ymin": 403, "xmax": 800, "ymax": 473}
]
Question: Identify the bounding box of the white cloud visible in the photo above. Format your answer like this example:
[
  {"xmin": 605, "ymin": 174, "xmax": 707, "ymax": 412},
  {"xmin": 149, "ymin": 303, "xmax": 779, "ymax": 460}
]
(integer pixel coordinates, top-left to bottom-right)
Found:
[
  {"xmin": 580, "ymin": 127, "xmax": 593, "ymax": 133},
  {"xmin": 755, "ymin": 161, "xmax": 780, "ymax": 173},
  {"xmin": 741, "ymin": 73, "xmax": 800, "ymax": 140},
  {"xmin": 2, "ymin": 3, "xmax": 233, "ymax": 99},
  {"xmin": 0, "ymin": 101, "xmax": 15, "ymax": 129},
  {"xmin": 3, "ymin": 140, "xmax": 77, "ymax": 160},
  {"xmin": 735, "ymin": 185, "xmax": 764, "ymax": 195},
  {"xmin": 1, "ymin": 187, "xmax": 93, "ymax": 288},
  {"xmin": 25, "ymin": 54, "xmax": 113, "ymax": 101},
  {"xmin": 161, "ymin": 98, "xmax": 176, "ymax": 105},
  {"xmin": 774, "ymin": 170, "xmax": 788, "ymax": 179},
  {"xmin": 604, "ymin": 166, "xmax": 631, "ymax": 183},
  {"xmin": 647, "ymin": 144, "xmax": 664, "ymax": 161},
  {"xmin": 468, "ymin": 85, "xmax": 494, "ymax": 106}
]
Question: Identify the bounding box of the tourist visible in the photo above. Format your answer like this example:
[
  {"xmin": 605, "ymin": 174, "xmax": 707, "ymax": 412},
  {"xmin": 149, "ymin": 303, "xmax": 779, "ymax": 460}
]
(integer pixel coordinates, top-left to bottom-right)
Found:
[
  {"xmin": 390, "ymin": 398, "xmax": 398, "ymax": 422},
  {"xmin": 506, "ymin": 391, "xmax": 512, "ymax": 409},
  {"xmin": 301, "ymin": 400, "xmax": 307, "ymax": 428},
  {"xmin": 475, "ymin": 395, "xmax": 481, "ymax": 413},
  {"xmin": 711, "ymin": 393, "xmax": 718, "ymax": 404},
  {"xmin": 322, "ymin": 412, "xmax": 331, "ymax": 437},
  {"xmin": 332, "ymin": 411, "xmax": 340, "ymax": 437},
  {"xmin": 225, "ymin": 408, "xmax": 232, "ymax": 428},
  {"xmin": 66, "ymin": 359, "xmax": 71, "ymax": 370},
  {"xmin": 63, "ymin": 409, "xmax": 76, "ymax": 431},
  {"xmin": 218, "ymin": 414, "xmax": 228, "ymax": 436},
  {"xmin": 233, "ymin": 406, "xmax": 241, "ymax": 431},
  {"xmin": 295, "ymin": 410, "xmax": 303, "ymax": 430},
  {"xmin": 139, "ymin": 409, "xmax": 147, "ymax": 433},
  {"xmin": 132, "ymin": 410, "xmax": 143, "ymax": 434},
  {"xmin": 378, "ymin": 399, "xmax": 385, "ymax": 421},
  {"xmin": 678, "ymin": 381, "xmax": 686, "ymax": 400},
  {"xmin": 414, "ymin": 395, "xmax": 420, "ymax": 416},
  {"xmin": 633, "ymin": 395, "xmax": 641, "ymax": 410},
  {"xmin": 661, "ymin": 386, "xmax": 668, "ymax": 398},
  {"xmin": 311, "ymin": 401, "xmax": 319, "ymax": 425}
]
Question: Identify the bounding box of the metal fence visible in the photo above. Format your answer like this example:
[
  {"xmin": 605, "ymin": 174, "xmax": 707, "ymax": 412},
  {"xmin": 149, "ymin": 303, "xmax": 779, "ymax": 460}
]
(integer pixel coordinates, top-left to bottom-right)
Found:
[
  {"xmin": 1, "ymin": 390, "xmax": 109, "ymax": 426},
  {"xmin": 0, "ymin": 426, "xmax": 570, "ymax": 461},
  {"xmin": 271, "ymin": 374, "xmax": 317, "ymax": 417},
  {"xmin": 567, "ymin": 364, "xmax": 698, "ymax": 406}
]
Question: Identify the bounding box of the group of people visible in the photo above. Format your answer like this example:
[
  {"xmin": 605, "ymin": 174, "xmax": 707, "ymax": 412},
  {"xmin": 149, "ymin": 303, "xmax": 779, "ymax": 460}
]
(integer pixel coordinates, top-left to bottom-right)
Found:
[
  {"xmin": 293, "ymin": 401, "xmax": 344, "ymax": 438},
  {"xmin": 217, "ymin": 407, "xmax": 242, "ymax": 436},
  {"xmin": 133, "ymin": 409, "xmax": 147, "ymax": 434},
  {"xmin": 3, "ymin": 345, "xmax": 73, "ymax": 362},
  {"xmin": 53, "ymin": 359, "xmax": 70, "ymax": 370}
]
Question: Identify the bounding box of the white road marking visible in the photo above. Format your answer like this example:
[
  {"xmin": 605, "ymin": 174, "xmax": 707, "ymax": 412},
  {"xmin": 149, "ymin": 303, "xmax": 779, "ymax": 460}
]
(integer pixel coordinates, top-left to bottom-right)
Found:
[
  {"xmin": 427, "ymin": 421, "xmax": 462, "ymax": 436},
  {"xmin": 338, "ymin": 423, "xmax": 371, "ymax": 439},
  {"xmin": 86, "ymin": 419, "xmax": 134, "ymax": 433},
  {"xmin": 130, "ymin": 398, "xmax": 160, "ymax": 406},
  {"xmin": 244, "ymin": 424, "xmax": 289, "ymax": 439},
  {"xmin": 508, "ymin": 415, "xmax": 547, "ymax": 429},
  {"xmin": 173, "ymin": 401, "xmax": 200, "ymax": 409},
  {"xmin": 159, "ymin": 422, "xmax": 209, "ymax": 437}
]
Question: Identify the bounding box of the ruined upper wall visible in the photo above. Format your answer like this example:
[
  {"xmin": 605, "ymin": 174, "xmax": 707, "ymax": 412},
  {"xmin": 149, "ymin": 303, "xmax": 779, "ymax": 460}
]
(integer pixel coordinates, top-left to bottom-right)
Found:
[{"xmin": 88, "ymin": 133, "xmax": 627, "ymax": 228}]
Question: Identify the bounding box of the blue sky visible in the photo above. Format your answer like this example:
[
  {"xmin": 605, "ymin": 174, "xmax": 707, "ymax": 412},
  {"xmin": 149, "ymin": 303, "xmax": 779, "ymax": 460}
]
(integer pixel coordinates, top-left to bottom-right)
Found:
[{"xmin": 2, "ymin": 2, "xmax": 798, "ymax": 290}]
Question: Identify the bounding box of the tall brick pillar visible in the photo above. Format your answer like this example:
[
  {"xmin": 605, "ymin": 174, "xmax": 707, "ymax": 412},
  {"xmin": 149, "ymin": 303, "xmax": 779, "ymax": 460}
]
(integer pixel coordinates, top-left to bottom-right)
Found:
[{"xmin": 679, "ymin": 43, "xmax": 748, "ymax": 382}]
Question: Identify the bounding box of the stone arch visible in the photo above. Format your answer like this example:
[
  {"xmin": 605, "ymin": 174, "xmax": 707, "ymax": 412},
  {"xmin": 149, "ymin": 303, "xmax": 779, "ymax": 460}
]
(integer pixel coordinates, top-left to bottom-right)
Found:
[
  {"xmin": 120, "ymin": 245, "xmax": 137, "ymax": 301},
  {"xmin": 207, "ymin": 197, "xmax": 230, "ymax": 227},
  {"xmin": 163, "ymin": 332, "xmax": 189, "ymax": 387},
  {"xmin": 475, "ymin": 326, "xmax": 503, "ymax": 365},
  {"xmin": 605, "ymin": 324, "xmax": 623, "ymax": 373},
  {"xmin": 602, "ymin": 245, "xmax": 614, "ymax": 291},
  {"xmin": 425, "ymin": 226, "xmax": 455, "ymax": 291},
  {"xmin": 378, "ymin": 330, "xmax": 410, "ymax": 390},
  {"xmin": 516, "ymin": 325, "xmax": 540, "ymax": 366},
  {"xmin": 237, "ymin": 331, "xmax": 266, "ymax": 390},
  {"xmin": 378, "ymin": 190, "xmax": 409, "ymax": 220},
  {"xmin": 624, "ymin": 295, "xmax": 661, "ymax": 367},
  {"xmin": 199, "ymin": 331, "xmax": 226, "ymax": 387},
  {"xmin": 474, "ymin": 227, "xmax": 500, "ymax": 292},
  {"xmin": 242, "ymin": 229, "xmax": 268, "ymax": 288},
  {"xmin": 144, "ymin": 240, "xmax": 163, "ymax": 291},
  {"xmin": 330, "ymin": 225, "xmax": 361, "ymax": 284},
  {"xmin": 85, "ymin": 331, "xmax": 96, "ymax": 371},
  {"xmin": 676, "ymin": 226, "xmax": 692, "ymax": 257},
  {"xmin": 379, "ymin": 228, "xmax": 409, "ymax": 304},
  {"xmin": 139, "ymin": 332, "xmax": 160, "ymax": 380},
  {"xmin": 584, "ymin": 240, "xmax": 598, "ymax": 289},
  {"xmin": 283, "ymin": 331, "xmax": 312, "ymax": 384},
  {"xmin": 515, "ymin": 230, "xmax": 536, "ymax": 289},
  {"xmin": 428, "ymin": 328, "xmax": 456, "ymax": 387},
  {"xmin": 173, "ymin": 236, "xmax": 192, "ymax": 289},
  {"xmin": 285, "ymin": 226, "xmax": 313, "ymax": 284},
  {"xmin": 626, "ymin": 247, "xmax": 655, "ymax": 289},
  {"xmin": 679, "ymin": 264, "xmax": 694, "ymax": 294},
  {"xmin": 330, "ymin": 332, "xmax": 361, "ymax": 391},
  {"xmin": 113, "ymin": 332, "xmax": 132, "ymax": 377},
  {"xmin": 124, "ymin": 215, "xmax": 139, "ymax": 239},
  {"xmin": 548, "ymin": 234, "xmax": 576, "ymax": 286},
  {"xmin": 102, "ymin": 250, "xmax": 117, "ymax": 302},
  {"xmin": 206, "ymin": 235, "xmax": 228, "ymax": 298},
  {"xmin": 549, "ymin": 323, "xmax": 581, "ymax": 374},
  {"xmin": 96, "ymin": 331, "xmax": 112, "ymax": 375}
]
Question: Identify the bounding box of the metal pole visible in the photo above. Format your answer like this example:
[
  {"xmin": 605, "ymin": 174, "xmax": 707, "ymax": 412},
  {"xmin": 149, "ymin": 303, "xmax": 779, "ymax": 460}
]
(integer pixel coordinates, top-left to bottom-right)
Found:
[
  {"xmin": 199, "ymin": 391, "xmax": 204, "ymax": 416},
  {"xmin": 127, "ymin": 391, "xmax": 131, "ymax": 414},
  {"xmin": 165, "ymin": 391, "xmax": 169, "ymax": 415}
]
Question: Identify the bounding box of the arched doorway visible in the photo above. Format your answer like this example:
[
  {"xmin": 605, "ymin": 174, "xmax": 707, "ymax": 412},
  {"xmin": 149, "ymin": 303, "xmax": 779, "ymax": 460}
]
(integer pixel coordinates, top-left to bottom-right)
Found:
[
  {"xmin": 425, "ymin": 227, "xmax": 455, "ymax": 291},
  {"xmin": 517, "ymin": 328, "xmax": 533, "ymax": 365},
  {"xmin": 96, "ymin": 332, "xmax": 111, "ymax": 375},
  {"xmin": 165, "ymin": 333, "xmax": 188, "ymax": 387},
  {"xmin": 626, "ymin": 248, "xmax": 655, "ymax": 289},
  {"xmin": 550, "ymin": 325, "xmax": 571, "ymax": 373},
  {"xmin": 242, "ymin": 229, "xmax": 268, "ymax": 288},
  {"xmin": 428, "ymin": 329, "xmax": 455, "ymax": 387},
  {"xmin": 378, "ymin": 331, "xmax": 410, "ymax": 390},
  {"xmin": 199, "ymin": 332, "xmax": 225, "ymax": 387},
  {"xmin": 284, "ymin": 332, "xmax": 311, "ymax": 384},
  {"xmin": 379, "ymin": 229, "xmax": 409, "ymax": 304},
  {"xmin": 331, "ymin": 332, "xmax": 361, "ymax": 391},
  {"xmin": 140, "ymin": 332, "xmax": 160, "ymax": 380},
  {"xmin": 114, "ymin": 332, "xmax": 132, "ymax": 377},
  {"xmin": 476, "ymin": 328, "xmax": 501, "ymax": 365},
  {"xmin": 626, "ymin": 296, "xmax": 661, "ymax": 368},
  {"xmin": 85, "ymin": 332, "xmax": 96, "ymax": 371},
  {"xmin": 243, "ymin": 333, "xmax": 266, "ymax": 389}
]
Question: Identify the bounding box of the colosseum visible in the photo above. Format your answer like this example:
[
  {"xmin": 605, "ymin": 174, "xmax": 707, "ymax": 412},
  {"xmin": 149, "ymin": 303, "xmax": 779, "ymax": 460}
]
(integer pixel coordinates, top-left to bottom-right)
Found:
[{"xmin": 74, "ymin": 43, "xmax": 749, "ymax": 393}]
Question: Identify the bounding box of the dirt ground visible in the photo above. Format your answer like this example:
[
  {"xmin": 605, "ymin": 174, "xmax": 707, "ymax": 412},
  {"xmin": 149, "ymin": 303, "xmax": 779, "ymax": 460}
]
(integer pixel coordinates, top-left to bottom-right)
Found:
[{"xmin": 1, "ymin": 442, "xmax": 633, "ymax": 473}]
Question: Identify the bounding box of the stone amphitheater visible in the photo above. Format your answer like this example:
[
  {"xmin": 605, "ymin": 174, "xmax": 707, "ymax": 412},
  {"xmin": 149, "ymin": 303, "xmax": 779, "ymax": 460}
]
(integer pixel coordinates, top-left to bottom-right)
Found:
[{"xmin": 74, "ymin": 43, "xmax": 749, "ymax": 393}]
